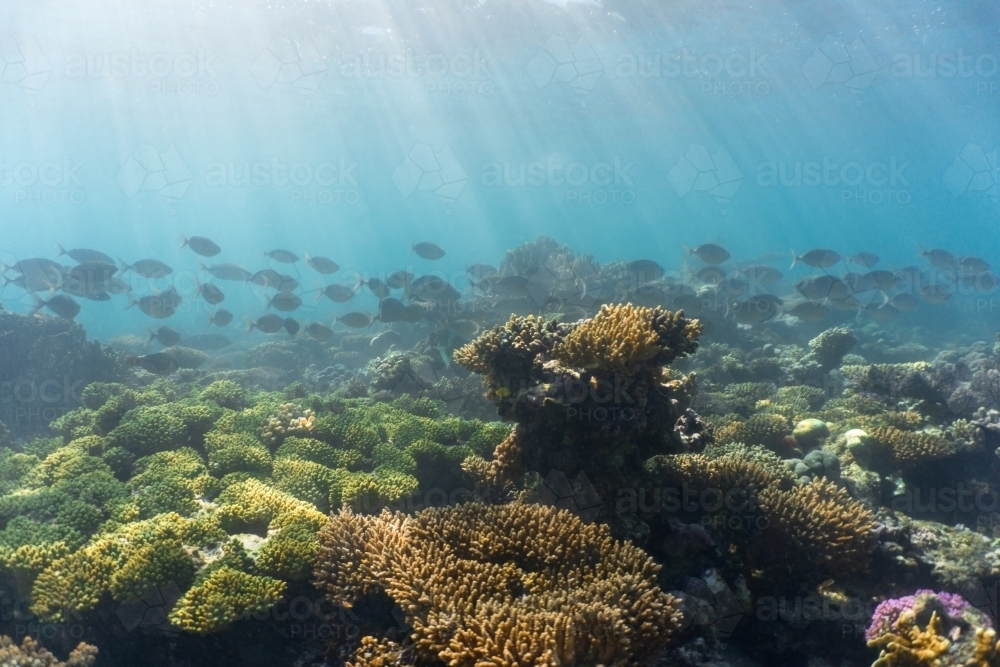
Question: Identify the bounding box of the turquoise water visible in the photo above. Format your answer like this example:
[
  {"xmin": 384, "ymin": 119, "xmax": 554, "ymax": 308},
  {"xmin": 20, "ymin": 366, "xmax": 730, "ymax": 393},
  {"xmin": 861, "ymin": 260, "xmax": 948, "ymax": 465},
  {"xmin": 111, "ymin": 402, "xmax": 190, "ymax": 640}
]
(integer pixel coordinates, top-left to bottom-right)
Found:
[{"xmin": 1, "ymin": 0, "xmax": 997, "ymax": 340}]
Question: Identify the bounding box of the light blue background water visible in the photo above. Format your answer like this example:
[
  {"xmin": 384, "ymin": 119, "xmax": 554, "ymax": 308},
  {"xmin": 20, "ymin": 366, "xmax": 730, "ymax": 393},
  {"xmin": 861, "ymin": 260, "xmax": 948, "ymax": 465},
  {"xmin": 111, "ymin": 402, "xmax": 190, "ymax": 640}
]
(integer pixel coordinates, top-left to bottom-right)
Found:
[{"xmin": 0, "ymin": 0, "xmax": 997, "ymax": 340}]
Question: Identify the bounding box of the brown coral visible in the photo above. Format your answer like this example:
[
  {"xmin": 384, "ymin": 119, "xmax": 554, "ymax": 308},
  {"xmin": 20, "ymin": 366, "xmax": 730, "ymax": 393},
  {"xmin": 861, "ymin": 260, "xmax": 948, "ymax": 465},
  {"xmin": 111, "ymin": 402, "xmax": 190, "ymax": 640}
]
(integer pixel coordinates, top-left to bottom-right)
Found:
[
  {"xmin": 0, "ymin": 636, "xmax": 97, "ymax": 667},
  {"xmin": 316, "ymin": 502, "xmax": 682, "ymax": 667},
  {"xmin": 348, "ymin": 636, "xmax": 415, "ymax": 667},
  {"xmin": 759, "ymin": 478, "xmax": 876, "ymax": 575},
  {"xmin": 553, "ymin": 303, "xmax": 701, "ymax": 372},
  {"xmin": 870, "ymin": 425, "xmax": 955, "ymax": 467}
]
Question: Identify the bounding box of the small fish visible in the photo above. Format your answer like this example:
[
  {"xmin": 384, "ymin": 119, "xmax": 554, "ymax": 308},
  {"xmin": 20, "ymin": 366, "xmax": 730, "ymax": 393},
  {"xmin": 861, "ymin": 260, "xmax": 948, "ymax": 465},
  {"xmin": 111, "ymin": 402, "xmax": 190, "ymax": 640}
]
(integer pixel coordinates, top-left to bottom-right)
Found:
[
  {"xmin": 209, "ymin": 309, "xmax": 233, "ymax": 327},
  {"xmin": 965, "ymin": 271, "xmax": 999, "ymax": 293},
  {"xmin": 863, "ymin": 302, "xmax": 900, "ymax": 323},
  {"xmin": 125, "ymin": 352, "xmax": 178, "ymax": 376},
  {"xmin": 119, "ymin": 258, "xmax": 173, "ymax": 279},
  {"xmin": 276, "ymin": 275, "xmax": 299, "ymax": 293},
  {"xmin": 264, "ymin": 249, "xmax": 299, "ymax": 263},
  {"xmin": 465, "ymin": 264, "xmax": 497, "ymax": 282},
  {"xmin": 786, "ymin": 301, "xmax": 829, "ymax": 322},
  {"xmin": 386, "ymin": 271, "xmax": 414, "ymax": 290},
  {"xmin": 4, "ymin": 258, "xmax": 65, "ymax": 283},
  {"xmin": 3, "ymin": 273, "xmax": 56, "ymax": 293},
  {"xmin": 182, "ymin": 334, "xmax": 231, "ymax": 350},
  {"xmin": 790, "ymin": 248, "xmax": 841, "ymax": 269},
  {"xmin": 447, "ymin": 319, "xmax": 481, "ymax": 340},
  {"xmin": 847, "ymin": 252, "xmax": 880, "ymax": 267},
  {"xmin": 367, "ymin": 278, "xmax": 390, "ymax": 300},
  {"xmin": 919, "ymin": 284, "xmax": 953, "ymax": 304},
  {"xmin": 739, "ymin": 265, "xmax": 783, "ymax": 287},
  {"xmin": 863, "ymin": 270, "xmax": 899, "ymax": 292},
  {"xmin": 107, "ymin": 277, "xmax": 132, "ymax": 294},
  {"xmin": 378, "ymin": 297, "xmax": 408, "ymax": 322},
  {"xmin": 196, "ymin": 280, "xmax": 226, "ymax": 305},
  {"xmin": 733, "ymin": 294, "xmax": 781, "ymax": 324},
  {"xmin": 918, "ymin": 246, "xmax": 957, "ymax": 270},
  {"xmin": 796, "ymin": 275, "xmax": 849, "ymax": 301},
  {"xmin": 284, "ymin": 318, "xmax": 300, "ymax": 335},
  {"xmin": 959, "ymin": 256, "xmax": 990, "ymax": 276},
  {"xmin": 336, "ymin": 312, "xmax": 375, "ymax": 328},
  {"xmin": 888, "ymin": 293, "xmax": 918, "ymax": 312},
  {"xmin": 147, "ymin": 326, "xmax": 181, "ymax": 347},
  {"xmin": 30, "ymin": 293, "xmax": 80, "ymax": 320},
  {"xmin": 411, "ymin": 242, "xmax": 446, "ymax": 260},
  {"xmin": 126, "ymin": 292, "xmax": 178, "ymax": 319},
  {"xmin": 200, "ymin": 261, "xmax": 252, "ymax": 282},
  {"xmin": 56, "ymin": 244, "xmax": 114, "ymax": 265},
  {"xmin": 627, "ymin": 259, "xmax": 665, "ymax": 282},
  {"xmin": 248, "ymin": 313, "xmax": 286, "ymax": 334},
  {"xmin": 267, "ymin": 292, "xmax": 302, "ymax": 312},
  {"xmin": 305, "ymin": 321, "xmax": 334, "ymax": 342},
  {"xmin": 478, "ymin": 275, "xmax": 529, "ymax": 297},
  {"xmin": 304, "ymin": 254, "xmax": 339, "ymax": 274},
  {"xmin": 684, "ymin": 243, "xmax": 731, "ymax": 265},
  {"xmin": 317, "ymin": 284, "xmax": 355, "ymax": 303},
  {"xmin": 180, "ymin": 235, "xmax": 221, "ymax": 257},
  {"xmin": 370, "ymin": 330, "xmax": 402, "ymax": 355},
  {"xmin": 251, "ymin": 269, "xmax": 284, "ymax": 288}
]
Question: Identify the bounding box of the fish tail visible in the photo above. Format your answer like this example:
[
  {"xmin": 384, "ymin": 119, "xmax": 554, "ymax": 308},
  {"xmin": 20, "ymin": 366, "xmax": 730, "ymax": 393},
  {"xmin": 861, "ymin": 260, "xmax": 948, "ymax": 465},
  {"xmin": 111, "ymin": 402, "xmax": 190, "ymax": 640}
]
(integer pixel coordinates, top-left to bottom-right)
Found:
[
  {"xmin": 265, "ymin": 294, "xmax": 273, "ymax": 311},
  {"xmin": 790, "ymin": 249, "xmax": 798, "ymax": 270},
  {"xmin": 179, "ymin": 234, "xmax": 188, "ymax": 250},
  {"xmin": 682, "ymin": 245, "xmax": 693, "ymax": 259},
  {"xmin": 118, "ymin": 257, "xmax": 132, "ymax": 274},
  {"xmin": 194, "ymin": 278, "xmax": 202, "ymax": 295},
  {"xmin": 245, "ymin": 317, "xmax": 255, "ymax": 334},
  {"xmin": 125, "ymin": 295, "xmax": 137, "ymax": 310},
  {"xmin": 28, "ymin": 292, "xmax": 44, "ymax": 317},
  {"xmin": 56, "ymin": 243, "xmax": 66, "ymax": 257},
  {"xmin": 146, "ymin": 327, "xmax": 156, "ymax": 345}
]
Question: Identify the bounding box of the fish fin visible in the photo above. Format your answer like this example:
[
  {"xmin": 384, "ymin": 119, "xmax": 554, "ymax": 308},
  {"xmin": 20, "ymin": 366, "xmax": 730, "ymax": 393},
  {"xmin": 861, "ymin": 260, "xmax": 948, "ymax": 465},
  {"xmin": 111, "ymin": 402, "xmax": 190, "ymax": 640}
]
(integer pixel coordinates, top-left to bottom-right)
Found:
[
  {"xmin": 125, "ymin": 295, "xmax": 137, "ymax": 310},
  {"xmin": 265, "ymin": 294, "xmax": 273, "ymax": 311},
  {"xmin": 245, "ymin": 317, "xmax": 255, "ymax": 334},
  {"xmin": 790, "ymin": 249, "xmax": 798, "ymax": 270},
  {"xmin": 682, "ymin": 245, "xmax": 692, "ymax": 258},
  {"xmin": 118, "ymin": 257, "xmax": 132, "ymax": 274},
  {"xmin": 179, "ymin": 234, "xmax": 188, "ymax": 250},
  {"xmin": 194, "ymin": 278, "xmax": 202, "ymax": 295},
  {"xmin": 28, "ymin": 292, "xmax": 44, "ymax": 317},
  {"xmin": 198, "ymin": 260, "xmax": 206, "ymax": 273},
  {"xmin": 315, "ymin": 285, "xmax": 324, "ymax": 303},
  {"xmin": 146, "ymin": 328, "xmax": 156, "ymax": 345},
  {"xmin": 56, "ymin": 243, "xmax": 66, "ymax": 258}
]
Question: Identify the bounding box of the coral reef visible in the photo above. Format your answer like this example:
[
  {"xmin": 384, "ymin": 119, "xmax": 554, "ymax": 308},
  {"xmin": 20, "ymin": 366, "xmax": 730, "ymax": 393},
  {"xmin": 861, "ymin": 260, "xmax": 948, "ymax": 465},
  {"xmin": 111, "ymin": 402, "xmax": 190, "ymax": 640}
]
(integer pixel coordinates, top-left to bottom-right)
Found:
[
  {"xmin": 316, "ymin": 502, "xmax": 682, "ymax": 667},
  {"xmin": 0, "ymin": 636, "xmax": 97, "ymax": 667}
]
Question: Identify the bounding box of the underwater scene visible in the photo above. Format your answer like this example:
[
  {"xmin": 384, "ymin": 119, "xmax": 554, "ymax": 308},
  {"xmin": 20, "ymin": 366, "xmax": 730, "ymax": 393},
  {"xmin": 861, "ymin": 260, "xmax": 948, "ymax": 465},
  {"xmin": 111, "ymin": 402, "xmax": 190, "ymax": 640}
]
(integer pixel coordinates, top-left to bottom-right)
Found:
[{"xmin": 0, "ymin": 0, "xmax": 999, "ymax": 665}]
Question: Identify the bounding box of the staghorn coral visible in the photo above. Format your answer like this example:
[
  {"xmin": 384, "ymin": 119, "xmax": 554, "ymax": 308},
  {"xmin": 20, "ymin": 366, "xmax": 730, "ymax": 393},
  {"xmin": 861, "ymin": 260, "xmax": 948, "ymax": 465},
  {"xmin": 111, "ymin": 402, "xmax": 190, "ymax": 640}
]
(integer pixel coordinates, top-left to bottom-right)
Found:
[
  {"xmin": 316, "ymin": 502, "xmax": 682, "ymax": 667},
  {"xmin": 868, "ymin": 610, "xmax": 950, "ymax": 667},
  {"xmin": 552, "ymin": 303, "xmax": 701, "ymax": 372},
  {"xmin": 758, "ymin": 478, "xmax": 876, "ymax": 575},
  {"xmin": 868, "ymin": 426, "xmax": 956, "ymax": 469},
  {"xmin": 0, "ymin": 636, "xmax": 97, "ymax": 667}
]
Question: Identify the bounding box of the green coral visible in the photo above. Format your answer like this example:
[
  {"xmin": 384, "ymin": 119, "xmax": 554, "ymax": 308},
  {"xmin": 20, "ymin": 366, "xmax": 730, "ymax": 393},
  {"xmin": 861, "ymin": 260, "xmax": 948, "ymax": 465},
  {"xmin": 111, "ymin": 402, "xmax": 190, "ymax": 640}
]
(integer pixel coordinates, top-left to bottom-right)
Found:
[
  {"xmin": 168, "ymin": 567, "xmax": 286, "ymax": 635},
  {"xmin": 105, "ymin": 406, "xmax": 187, "ymax": 456},
  {"xmin": 203, "ymin": 431, "xmax": 272, "ymax": 477},
  {"xmin": 200, "ymin": 380, "xmax": 247, "ymax": 410}
]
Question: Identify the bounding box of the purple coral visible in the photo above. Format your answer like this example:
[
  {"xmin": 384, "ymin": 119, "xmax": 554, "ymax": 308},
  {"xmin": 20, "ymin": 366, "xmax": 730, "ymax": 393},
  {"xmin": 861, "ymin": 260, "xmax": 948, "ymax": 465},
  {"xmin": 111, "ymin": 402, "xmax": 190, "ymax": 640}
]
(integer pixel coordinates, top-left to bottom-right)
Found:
[{"xmin": 865, "ymin": 590, "xmax": 975, "ymax": 642}]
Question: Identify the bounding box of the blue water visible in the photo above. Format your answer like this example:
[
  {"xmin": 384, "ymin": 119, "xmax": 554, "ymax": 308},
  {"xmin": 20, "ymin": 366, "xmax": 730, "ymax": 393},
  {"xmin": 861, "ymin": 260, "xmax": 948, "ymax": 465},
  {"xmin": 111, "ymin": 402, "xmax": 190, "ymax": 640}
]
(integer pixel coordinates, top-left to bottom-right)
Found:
[{"xmin": 0, "ymin": 0, "xmax": 998, "ymax": 341}]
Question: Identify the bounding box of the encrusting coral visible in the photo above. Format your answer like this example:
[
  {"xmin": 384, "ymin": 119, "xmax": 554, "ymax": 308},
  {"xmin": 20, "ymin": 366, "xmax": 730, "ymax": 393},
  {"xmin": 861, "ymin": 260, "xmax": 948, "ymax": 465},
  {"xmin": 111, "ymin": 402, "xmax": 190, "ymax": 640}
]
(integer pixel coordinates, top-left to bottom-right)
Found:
[{"xmin": 315, "ymin": 502, "xmax": 682, "ymax": 667}]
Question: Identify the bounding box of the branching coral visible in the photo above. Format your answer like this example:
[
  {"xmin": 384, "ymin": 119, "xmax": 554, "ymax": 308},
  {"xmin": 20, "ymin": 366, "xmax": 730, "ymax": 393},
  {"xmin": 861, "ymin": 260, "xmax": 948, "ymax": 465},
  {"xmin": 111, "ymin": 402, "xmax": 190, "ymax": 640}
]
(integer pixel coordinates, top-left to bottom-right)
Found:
[
  {"xmin": 316, "ymin": 502, "xmax": 682, "ymax": 667},
  {"xmin": 552, "ymin": 303, "xmax": 701, "ymax": 372},
  {"xmin": 0, "ymin": 636, "xmax": 97, "ymax": 667},
  {"xmin": 869, "ymin": 425, "xmax": 956, "ymax": 468},
  {"xmin": 168, "ymin": 567, "xmax": 286, "ymax": 635}
]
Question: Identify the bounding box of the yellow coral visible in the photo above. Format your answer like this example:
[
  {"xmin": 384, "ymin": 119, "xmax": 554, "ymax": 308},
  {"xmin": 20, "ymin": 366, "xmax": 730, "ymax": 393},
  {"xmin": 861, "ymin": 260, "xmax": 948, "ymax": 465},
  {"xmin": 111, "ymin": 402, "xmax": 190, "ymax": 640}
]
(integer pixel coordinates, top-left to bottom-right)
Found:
[
  {"xmin": 868, "ymin": 610, "xmax": 950, "ymax": 667},
  {"xmin": 168, "ymin": 567, "xmax": 286, "ymax": 635},
  {"xmin": 553, "ymin": 303, "xmax": 701, "ymax": 372},
  {"xmin": 0, "ymin": 635, "xmax": 97, "ymax": 667},
  {"xmin": 870, "ymin": 426, "xmax": 955, "ymax": 466},
  {"xmin": 316, "ymin": 503, "xmax": 682, "ymax": 667},
  {"xmin": 760, "ymin": 478, "xmax": 876, "ymax": 575},
  {"xmin": 216, "ymin": 478, "xmax": 327, "ymax": 534}
]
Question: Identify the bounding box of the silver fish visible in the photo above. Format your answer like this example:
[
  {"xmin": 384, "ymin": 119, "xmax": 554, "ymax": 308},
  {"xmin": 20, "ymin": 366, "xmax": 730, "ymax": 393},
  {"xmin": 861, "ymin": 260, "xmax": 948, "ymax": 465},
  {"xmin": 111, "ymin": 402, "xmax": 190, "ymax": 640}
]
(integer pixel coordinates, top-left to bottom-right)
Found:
[
  {"xmin": 304, "ymin": 254, "xmax": 340, "ymax": 274},
  {"xmin": 180, "ymin": 235, "xmax": 221, "ymax": 257},
  {"xmin": 685, "ymin": 243, "xmax": 730, "ymax": 265},
  {"xmin": 411, "ymin": 242, "xmax": 446, "ymax": 260}
]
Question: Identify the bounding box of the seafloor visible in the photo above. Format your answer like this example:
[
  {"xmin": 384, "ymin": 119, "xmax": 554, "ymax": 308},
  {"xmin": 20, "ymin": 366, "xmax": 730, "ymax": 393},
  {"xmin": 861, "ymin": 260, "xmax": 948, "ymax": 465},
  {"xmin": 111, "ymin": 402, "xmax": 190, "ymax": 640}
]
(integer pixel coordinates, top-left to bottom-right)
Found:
[{"xmin": 0, "ymin": 237, "xmax": 998, "ymax": 667}]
